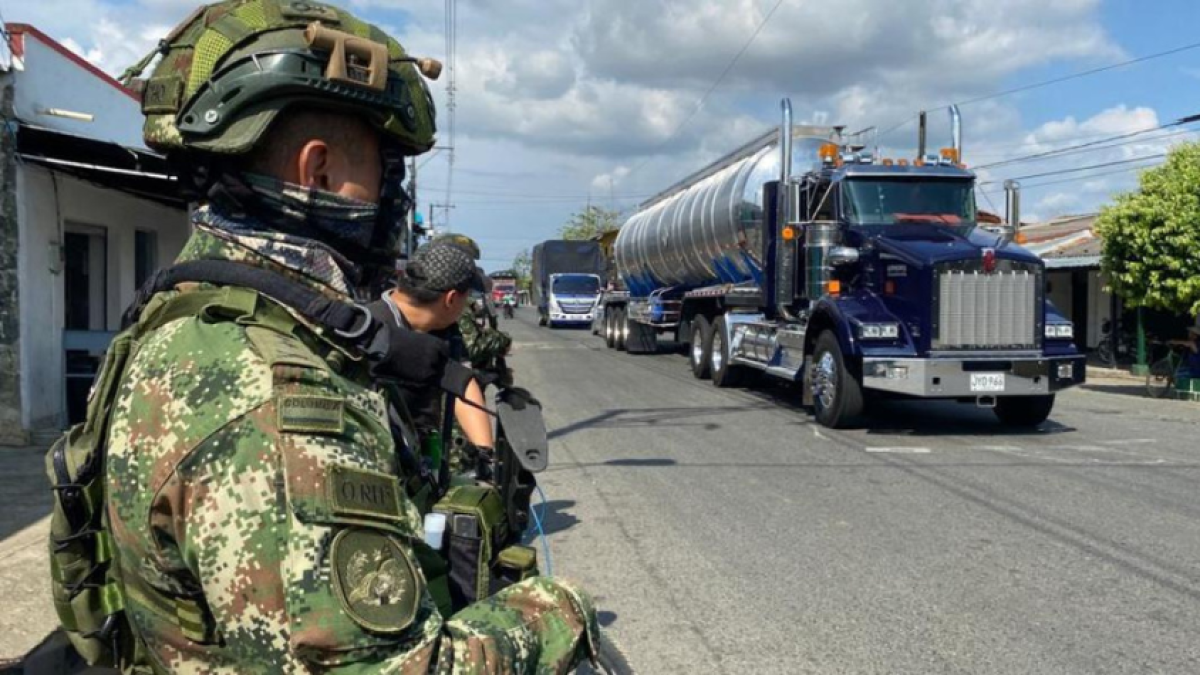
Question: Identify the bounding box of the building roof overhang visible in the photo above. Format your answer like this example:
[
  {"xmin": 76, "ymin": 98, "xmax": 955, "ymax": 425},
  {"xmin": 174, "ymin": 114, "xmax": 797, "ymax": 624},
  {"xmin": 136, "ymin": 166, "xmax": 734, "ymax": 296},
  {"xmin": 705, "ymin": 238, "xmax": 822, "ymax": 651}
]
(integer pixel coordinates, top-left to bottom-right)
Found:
[{"xmin": 15, "ymin": 123, "xmax": 186, "ymax": 209}]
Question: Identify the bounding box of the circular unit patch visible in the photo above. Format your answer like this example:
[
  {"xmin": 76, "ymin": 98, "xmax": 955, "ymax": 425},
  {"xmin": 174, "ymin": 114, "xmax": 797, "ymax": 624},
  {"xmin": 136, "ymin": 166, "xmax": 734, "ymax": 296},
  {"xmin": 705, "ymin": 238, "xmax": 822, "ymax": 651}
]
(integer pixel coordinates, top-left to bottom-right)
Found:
[{"xmin": 330, "ymin": 528, "xmax": 423, "ymax": 634}]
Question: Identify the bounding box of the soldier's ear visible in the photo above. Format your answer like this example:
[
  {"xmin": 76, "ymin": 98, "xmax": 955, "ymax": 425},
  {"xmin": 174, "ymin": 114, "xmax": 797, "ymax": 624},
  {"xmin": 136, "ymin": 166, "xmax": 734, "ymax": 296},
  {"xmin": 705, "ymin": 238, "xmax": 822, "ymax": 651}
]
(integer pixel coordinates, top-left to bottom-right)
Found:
[{"xmin": 297, "ymin": 139, "xmax": 333, "ymax": 191}]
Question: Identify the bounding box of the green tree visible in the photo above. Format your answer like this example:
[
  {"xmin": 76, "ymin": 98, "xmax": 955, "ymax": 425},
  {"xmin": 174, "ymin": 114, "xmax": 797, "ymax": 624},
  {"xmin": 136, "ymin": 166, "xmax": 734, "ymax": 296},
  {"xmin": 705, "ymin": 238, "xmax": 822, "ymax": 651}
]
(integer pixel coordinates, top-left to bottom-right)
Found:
[
  {"xmin": 512, "ymin": 249, "xmax": 532, "ymax": 291},
  {"xmin": 559, "ymin": 206, "xmax": 622, "ymax": 241},
  {"xmin": 1095, "ymin": 142, "xmax": 1200, "ymax": 316}
]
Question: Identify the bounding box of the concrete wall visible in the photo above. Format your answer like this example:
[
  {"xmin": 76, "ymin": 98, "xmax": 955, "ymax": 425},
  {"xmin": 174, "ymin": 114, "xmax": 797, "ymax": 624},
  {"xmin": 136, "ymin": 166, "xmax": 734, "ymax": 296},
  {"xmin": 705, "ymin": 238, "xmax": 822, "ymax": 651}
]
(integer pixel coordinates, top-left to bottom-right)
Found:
[
  {"xmin": 0, "ymin": 81, "xmax": 26, "ymax": 445},
  {"xmin": 9, "ymin": 29, "xmax": 144, "ymax": 148},
  {"xmin": 17, "ymin": 165, "xmax": 187, "ymax": 431}
]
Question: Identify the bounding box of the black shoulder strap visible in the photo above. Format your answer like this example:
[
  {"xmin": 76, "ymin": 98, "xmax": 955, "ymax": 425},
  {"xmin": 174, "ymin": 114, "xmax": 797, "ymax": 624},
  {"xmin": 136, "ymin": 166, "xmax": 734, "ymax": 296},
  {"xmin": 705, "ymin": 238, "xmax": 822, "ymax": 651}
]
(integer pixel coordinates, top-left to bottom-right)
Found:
[{"xmin": 124, "ymin": 260, "xmax": 374, "ymax": 339}]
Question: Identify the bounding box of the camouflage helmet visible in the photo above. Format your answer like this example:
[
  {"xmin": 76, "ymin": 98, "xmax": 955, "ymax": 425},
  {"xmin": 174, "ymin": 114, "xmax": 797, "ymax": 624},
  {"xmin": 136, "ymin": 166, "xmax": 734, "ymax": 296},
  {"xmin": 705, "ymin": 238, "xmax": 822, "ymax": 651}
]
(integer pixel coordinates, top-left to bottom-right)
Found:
[
  {"xmin": 125, "ymin": 0, "xmax": 439, "ymax": 157},
  {"xmin": 432, "ymin": 233, "xmax": 481, "ymax": 260}
]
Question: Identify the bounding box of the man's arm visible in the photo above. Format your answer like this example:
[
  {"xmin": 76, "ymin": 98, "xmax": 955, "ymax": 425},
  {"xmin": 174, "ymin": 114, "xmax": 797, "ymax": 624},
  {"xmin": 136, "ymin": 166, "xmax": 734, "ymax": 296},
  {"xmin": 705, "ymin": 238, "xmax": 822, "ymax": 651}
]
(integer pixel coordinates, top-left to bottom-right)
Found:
[{"xmin": 454, "ymin": 377, "xmax": 494, "ymax": 449}]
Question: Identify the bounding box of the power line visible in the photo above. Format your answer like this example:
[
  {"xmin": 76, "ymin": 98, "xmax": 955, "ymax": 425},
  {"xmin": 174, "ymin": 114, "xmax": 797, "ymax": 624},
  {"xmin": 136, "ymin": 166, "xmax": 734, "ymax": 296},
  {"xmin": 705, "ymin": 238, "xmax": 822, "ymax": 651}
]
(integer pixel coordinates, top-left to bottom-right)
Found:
[
  {"xmin": 979, "ymin": 160, "xmax": 1163, "ymax": 195},
  {"xmin": 973, "ymin": 114, "xmax": 1200, "ymax": 171},
  {"xmin": 978, "ymin": 152, "xmax": 1167, "ymax": 186},
  {"xmin": 880, "ymin": 38, "xmax": 1200, "ymax": 142},
  {"xmin": 623, "ymin": 0, "xmax": 787, "ymax": 181}
]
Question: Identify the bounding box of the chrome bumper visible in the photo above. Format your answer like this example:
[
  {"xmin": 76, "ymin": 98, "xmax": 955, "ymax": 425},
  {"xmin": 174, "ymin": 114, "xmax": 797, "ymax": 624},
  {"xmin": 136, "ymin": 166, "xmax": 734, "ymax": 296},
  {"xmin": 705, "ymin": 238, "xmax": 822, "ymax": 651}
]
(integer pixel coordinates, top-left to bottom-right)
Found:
[{"xmin": 862, "ymin": 355, "xmax": 1086, "ymax": 397}]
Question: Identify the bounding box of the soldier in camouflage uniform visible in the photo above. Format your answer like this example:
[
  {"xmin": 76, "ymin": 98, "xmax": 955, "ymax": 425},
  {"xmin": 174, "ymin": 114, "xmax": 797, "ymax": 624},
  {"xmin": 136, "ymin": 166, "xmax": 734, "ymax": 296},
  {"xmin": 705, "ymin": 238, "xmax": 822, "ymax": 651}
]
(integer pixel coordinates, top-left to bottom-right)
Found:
[
  {"xmin": 430, "ymin": 234, "xmax": 514, "ymax": 381},
  {"xmin": 104, "ymin": 1, "xmax": 597, "ymax": 672}
]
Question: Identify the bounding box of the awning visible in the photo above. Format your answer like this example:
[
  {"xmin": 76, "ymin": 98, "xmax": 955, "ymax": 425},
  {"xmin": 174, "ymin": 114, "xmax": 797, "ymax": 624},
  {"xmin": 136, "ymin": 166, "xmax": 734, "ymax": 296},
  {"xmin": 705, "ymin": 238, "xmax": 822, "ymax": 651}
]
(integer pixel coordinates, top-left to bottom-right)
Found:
[{"xmin": 15, "ymin": 123, "xmax": 186, "ymax": 209}]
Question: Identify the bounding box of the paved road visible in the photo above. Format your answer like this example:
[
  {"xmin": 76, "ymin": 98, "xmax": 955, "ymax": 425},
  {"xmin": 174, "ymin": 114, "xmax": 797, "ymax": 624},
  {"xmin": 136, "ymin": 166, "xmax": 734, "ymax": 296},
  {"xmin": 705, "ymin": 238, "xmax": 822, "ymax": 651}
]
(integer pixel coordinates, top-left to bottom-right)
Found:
[{"xmin": 501, "ymin": 307, "xmax": 1200, "ymax": 674}]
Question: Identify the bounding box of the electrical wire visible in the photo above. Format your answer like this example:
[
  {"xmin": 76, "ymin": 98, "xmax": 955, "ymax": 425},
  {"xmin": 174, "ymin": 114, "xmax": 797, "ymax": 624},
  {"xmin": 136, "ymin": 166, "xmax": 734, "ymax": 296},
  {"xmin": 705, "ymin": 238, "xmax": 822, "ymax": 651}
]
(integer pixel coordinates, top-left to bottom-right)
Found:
[
  {"xmin": 880, "ymin": 38, "xmax": 1200, "ymax": 142},
  {"xmin": 977, "ymin": 152, "xmax": 1167, "ymax": 187},
  {"xmin": 623, "ymin": 0, "xmax": 787, "ymax": 181},
  {"xmin": 977, "ymin": 159, "xmax": 1162, "ymax": 196},
  {"xmin": 973, "ymin": 116, "xmax": 1200, "ymax": 170},
  {"xmin": 530, "ymin": 485, "xmax": 553, "ymax": 576}
]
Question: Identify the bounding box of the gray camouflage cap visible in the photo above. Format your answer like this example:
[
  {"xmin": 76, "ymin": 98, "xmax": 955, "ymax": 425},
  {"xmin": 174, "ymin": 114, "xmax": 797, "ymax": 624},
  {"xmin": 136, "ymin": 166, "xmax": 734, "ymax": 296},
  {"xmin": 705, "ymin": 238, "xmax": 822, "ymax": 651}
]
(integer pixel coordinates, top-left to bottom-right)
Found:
[{"xmin": 405, "ymin": 242, "xmax": 486, "ymax": 293}]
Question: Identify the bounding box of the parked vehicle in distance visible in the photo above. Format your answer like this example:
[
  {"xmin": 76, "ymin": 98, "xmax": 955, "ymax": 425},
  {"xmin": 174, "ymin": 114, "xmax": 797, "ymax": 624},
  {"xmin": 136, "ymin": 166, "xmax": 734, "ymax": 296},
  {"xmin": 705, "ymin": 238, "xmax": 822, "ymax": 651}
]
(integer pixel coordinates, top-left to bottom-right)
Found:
[{"xmin": 531, "ymin": 240, "xmax": 605, "ymax": 328}]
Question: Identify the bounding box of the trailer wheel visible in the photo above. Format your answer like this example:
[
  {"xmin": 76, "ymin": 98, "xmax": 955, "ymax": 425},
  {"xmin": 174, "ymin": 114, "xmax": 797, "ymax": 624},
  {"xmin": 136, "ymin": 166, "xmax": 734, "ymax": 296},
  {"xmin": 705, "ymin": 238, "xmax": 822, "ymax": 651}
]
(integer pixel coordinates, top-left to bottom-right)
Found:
[
  {"xmin": 710, "ymin": 316, "xmax": 746, "ymax": 388},
  {"xmin": 994, "ymin": 395, "xmax": 1055, "ymax": 428},
  {"xmin": 616, "ymin": 309, "xmax": 628, "ymax": 351},
  {"xmin": 690, "ymin": 317, "xmax": 713, "ymax": 380},
  {"xmin": 604, "ymin": 309, "xmax": 617, "ymax": 349},
  {"xmin": 811, "ymin": 330, "xmax": 864, "ymax": 428}
]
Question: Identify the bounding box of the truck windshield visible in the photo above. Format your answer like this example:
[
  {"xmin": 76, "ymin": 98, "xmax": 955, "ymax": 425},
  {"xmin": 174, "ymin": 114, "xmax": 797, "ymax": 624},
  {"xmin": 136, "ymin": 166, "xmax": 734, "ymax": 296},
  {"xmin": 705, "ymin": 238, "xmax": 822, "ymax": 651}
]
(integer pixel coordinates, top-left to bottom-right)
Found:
[
  {"xmin": 842, "ymin": 179, "xmax": 976, "ymax": 227},
  {"xmin": 552, "ymin": 276, "xmax": 600, "ymax": 295}
]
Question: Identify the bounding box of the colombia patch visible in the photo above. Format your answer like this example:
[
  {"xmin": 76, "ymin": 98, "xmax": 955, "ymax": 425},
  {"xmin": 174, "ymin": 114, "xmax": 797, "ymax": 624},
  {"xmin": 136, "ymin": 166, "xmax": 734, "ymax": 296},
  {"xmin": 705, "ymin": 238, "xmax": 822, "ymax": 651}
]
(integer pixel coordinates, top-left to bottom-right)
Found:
[
  {"xmin": 278, "ymin": 394, "xmax": 345, "ymax": 434},
  {"xmin": 331, "ymin": 528, "xmax": 423, "ymax": 634}
]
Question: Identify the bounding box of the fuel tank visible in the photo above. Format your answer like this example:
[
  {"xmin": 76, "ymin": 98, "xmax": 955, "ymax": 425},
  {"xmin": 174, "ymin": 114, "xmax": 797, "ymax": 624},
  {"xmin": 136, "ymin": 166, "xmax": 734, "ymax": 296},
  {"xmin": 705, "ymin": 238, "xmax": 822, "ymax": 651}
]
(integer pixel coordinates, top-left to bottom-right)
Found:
[{"xmin": 615, "ymin": 127, "xmax": 837, "ymax": 295}]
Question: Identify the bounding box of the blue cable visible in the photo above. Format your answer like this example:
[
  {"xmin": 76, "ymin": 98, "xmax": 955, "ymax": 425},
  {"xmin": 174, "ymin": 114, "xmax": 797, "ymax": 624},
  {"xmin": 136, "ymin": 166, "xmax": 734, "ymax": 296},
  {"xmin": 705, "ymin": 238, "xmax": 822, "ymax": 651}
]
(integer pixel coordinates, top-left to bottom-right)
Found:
[{"xmin": 531, "ymin": 484, "xmax": 554, "ymax": 576}]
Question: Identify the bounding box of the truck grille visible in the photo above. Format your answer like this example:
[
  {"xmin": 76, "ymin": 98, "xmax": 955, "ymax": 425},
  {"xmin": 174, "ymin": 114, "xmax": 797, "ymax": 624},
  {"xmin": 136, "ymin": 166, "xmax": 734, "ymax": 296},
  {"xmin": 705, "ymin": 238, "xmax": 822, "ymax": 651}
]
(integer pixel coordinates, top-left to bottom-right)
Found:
[
  {"xmin": 558, "ymin": 302, "xmax": 594, "ymax": 315},
  {"xmin": 935, "ymin": 265, "xmax": 1040, "ymax": 350}
]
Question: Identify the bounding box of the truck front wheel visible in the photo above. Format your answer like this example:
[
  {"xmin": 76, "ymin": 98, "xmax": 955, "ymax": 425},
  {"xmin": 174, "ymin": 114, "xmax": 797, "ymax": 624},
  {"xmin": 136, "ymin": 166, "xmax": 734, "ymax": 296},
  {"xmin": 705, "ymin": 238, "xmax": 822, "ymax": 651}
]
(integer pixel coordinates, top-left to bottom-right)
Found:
[
  {"xmin": 690, "ymin": 317, "xmax": 713, "ymax": 380},
  {"xmin": 994, "ymin": 395, "xmax": 1055, "ymax": 427},
  {"xmin": 811, "ymin": 330, "xmax": 865, "ymax": 428}
]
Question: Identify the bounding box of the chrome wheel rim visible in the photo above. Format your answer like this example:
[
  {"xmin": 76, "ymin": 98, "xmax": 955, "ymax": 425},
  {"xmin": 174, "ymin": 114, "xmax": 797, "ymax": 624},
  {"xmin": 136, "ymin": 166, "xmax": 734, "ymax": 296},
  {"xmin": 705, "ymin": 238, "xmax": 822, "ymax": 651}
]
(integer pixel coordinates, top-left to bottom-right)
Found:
[
  {"xmin": 814, "ymin": 351, "xmax": 837, "ymax": 410},
  {"xmin": 692, "ymin": 329, "xmax": 704, "ymax": 366},
  {"xmin": 711, "ymin": 331, "xmax": 724, "ymax": 373},
  {"xmin": 605, "ymin": 314, "xmax": 614, "ymax": 341}
]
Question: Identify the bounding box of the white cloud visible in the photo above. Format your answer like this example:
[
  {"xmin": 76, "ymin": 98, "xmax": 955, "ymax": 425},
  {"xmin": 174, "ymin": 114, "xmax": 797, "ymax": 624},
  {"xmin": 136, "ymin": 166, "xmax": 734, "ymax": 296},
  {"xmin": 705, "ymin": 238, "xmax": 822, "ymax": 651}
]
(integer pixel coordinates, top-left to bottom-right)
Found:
[{"xmin": 11, "ymin": 0, "xmax": 1172, "ymax": 263}]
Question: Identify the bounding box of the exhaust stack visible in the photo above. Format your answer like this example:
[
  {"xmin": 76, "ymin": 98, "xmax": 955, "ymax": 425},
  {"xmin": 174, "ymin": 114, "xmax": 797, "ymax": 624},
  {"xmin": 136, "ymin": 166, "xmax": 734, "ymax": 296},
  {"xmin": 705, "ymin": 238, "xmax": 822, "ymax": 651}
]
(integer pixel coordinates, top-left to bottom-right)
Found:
[
  {"xmin": 1004, "ymin": 180, "xmax": 1021, "ymax": 229},
  {"xmin": 780, "ymin": 100, "xmax": 792, "ymax": 185},
  {"xmin": 917, "ymin": 110, "xmax": 927, "ymax": 160},
  {"xmin": 950, "ymin": 104, "xmax": 962, "ymax": 162}
]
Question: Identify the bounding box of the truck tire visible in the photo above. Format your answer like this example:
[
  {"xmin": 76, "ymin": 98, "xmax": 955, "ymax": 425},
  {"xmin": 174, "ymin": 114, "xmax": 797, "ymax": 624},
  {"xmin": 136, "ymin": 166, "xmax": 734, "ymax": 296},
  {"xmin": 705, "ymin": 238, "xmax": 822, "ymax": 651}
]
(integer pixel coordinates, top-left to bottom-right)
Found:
[
  {"xmin": 690, "ymin": 316, "xmax": 713, "ymax": 380},
  {"xmin": 615, "ymin": 309, "xmax": 628, "ymax": 351},
  {"xmin": 605, "ymin": 309, "xmax": 617, "ymax": 349},
  {"xmin": 994, "ymin": 395, "xmax": 1055, "ymax": 427},
  {"xmin": 625, "ymin": 316, "xmax": 658, "ymax": 355},
  {"xmin": 710, "ymin": 315, "xmax": 746, "ymax": 388},
  {"xmin": 811, "ymin": 330, "xmax": 864, "ymax": 428}
]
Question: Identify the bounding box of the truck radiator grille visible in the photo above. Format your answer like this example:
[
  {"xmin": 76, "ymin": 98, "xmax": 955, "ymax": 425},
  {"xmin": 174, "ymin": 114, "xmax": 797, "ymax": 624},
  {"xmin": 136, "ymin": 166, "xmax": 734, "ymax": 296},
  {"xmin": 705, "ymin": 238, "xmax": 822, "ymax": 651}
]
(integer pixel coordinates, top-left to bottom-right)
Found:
[{"xmin": 935, "ymin": 266, "xmax": 1039, "ymax": 349}]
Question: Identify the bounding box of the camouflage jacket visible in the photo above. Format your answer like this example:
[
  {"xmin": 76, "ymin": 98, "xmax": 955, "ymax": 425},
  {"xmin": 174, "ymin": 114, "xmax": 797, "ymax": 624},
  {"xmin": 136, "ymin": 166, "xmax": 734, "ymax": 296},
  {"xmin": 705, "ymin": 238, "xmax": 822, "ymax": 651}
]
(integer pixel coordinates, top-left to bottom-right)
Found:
[
  {"xmin": 457, "ymin": 305, "xmax": 512, "ymax": 372},
  {"xmin": 106, "ymin": 211, "xmax": 596, "ymax": 673}
]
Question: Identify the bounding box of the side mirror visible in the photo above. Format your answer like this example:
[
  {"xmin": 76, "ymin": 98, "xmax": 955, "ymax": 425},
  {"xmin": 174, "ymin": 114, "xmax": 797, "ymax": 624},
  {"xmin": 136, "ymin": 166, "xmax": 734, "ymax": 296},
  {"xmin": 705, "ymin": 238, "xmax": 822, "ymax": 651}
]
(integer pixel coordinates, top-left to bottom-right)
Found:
[{"xmin": 827, "ymin": 246, "xmax": 860, "ymax": 266}]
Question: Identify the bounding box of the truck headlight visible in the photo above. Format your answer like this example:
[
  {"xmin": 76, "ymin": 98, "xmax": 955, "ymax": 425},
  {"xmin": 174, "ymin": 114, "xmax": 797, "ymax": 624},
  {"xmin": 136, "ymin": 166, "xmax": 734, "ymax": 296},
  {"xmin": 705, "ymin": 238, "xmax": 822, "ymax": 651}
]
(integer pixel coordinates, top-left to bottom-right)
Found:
[
  {"xmin": 860, "ymin": 323, "xmax": 900, "ymax": 340},
  {"xmin": 1045, "ymin": 323, "xmax": 1074, "ymax": 339}
]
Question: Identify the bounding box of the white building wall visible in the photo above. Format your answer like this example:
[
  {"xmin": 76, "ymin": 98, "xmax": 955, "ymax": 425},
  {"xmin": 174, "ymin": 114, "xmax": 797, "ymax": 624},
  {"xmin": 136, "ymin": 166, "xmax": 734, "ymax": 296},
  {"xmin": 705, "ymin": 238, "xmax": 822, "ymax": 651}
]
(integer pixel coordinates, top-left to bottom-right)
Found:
[
  {"xmin": 10, "ymin": 32, "xmax": 145, "ymax": 148},
  {"xmin": 1087, "ymin": 270, "xmax": 1112, "ymax": 350},
  {"xmin": 17, "ymin": 165, "xmax": 187, "ymax": 430}
]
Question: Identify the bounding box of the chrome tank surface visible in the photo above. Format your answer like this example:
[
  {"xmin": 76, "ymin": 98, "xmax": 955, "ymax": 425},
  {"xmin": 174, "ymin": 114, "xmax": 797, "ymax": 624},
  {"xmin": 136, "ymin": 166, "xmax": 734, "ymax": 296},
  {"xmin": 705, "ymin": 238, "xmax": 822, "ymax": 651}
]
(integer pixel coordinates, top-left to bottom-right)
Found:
[{"xmin": 615, "ymin": 131, "xmax": 835, "ymax": 294}]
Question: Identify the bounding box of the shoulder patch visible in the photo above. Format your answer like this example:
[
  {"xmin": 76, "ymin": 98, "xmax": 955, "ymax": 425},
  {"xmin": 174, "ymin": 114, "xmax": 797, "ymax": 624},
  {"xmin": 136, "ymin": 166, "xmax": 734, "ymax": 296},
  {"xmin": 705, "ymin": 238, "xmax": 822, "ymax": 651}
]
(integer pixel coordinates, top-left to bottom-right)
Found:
[
  {"xmin": 331, "ymin": 528, "xmax": 423, "ymax": 634},
  {"xmin": 279, "ymin": 394, "xmax": 345, "ymax": 434},
  {"xmin": 328, "ymin": 465, "xmax": 403, "ymax": 522}
]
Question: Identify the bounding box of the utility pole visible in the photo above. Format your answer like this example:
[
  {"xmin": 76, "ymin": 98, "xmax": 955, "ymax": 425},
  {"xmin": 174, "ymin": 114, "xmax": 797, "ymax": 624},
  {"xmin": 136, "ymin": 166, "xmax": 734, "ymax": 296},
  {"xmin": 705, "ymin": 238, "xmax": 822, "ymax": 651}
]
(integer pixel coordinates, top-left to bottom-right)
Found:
[{"xmin": 430, "ymin": 202, "xmax": 456, "ymax": 237}]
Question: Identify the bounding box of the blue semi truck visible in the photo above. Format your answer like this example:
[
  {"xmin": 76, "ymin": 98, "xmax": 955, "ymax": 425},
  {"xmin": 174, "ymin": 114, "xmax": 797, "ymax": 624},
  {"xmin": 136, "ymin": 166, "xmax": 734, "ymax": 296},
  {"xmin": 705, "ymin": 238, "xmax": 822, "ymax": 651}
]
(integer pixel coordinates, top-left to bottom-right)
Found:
[{"xmin": 600, "ymin": 100, "xmax": 1086, "ymax": 428}]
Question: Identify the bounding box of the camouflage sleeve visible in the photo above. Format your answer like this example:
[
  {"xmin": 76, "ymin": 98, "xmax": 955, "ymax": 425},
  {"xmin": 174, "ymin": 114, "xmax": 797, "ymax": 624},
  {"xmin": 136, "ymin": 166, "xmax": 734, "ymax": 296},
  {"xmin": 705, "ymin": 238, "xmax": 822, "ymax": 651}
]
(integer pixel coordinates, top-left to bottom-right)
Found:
[
  {"xmin": 165, "ymin": 350, "xmax": 593, "ymax": 671},
  {"xmin": 458, "ymin": 312, "xmax": 512, "ymax": 370}
]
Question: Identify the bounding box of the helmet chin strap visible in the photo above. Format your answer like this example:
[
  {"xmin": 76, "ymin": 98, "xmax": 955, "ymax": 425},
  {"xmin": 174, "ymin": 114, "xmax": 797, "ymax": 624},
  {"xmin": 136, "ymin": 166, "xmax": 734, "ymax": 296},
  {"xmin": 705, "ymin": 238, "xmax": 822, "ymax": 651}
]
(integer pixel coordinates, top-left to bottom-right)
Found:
[{"xmin": 358, "ymin": 143, "xmax": 412, "ymax": 297}]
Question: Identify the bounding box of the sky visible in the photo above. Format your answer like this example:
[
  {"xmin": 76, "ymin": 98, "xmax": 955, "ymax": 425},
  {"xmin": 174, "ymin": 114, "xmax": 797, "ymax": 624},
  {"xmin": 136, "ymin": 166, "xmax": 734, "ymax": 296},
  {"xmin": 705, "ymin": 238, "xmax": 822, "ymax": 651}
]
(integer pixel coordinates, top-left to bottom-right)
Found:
[{"xmin": 5, "ymin": 0, "xmax": 1200, "ymax": 271}]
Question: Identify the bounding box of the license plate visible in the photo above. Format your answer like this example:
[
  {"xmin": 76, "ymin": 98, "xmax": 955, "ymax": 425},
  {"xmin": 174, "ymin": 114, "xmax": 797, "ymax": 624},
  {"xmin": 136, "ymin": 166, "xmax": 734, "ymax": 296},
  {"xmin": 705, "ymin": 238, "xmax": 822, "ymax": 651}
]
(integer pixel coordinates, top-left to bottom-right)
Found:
[{"xmin": 970, "ymin": 373, "xmax": 1005, "ymax": 392}]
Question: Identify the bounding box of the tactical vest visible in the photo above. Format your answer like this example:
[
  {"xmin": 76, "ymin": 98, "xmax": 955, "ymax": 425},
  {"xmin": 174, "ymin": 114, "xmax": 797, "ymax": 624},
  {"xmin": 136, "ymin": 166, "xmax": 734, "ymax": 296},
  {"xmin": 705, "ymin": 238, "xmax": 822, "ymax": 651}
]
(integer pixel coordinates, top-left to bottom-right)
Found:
[{"xmin": 46, "ymin": 284, "xmax": 296, "ymax": 671}]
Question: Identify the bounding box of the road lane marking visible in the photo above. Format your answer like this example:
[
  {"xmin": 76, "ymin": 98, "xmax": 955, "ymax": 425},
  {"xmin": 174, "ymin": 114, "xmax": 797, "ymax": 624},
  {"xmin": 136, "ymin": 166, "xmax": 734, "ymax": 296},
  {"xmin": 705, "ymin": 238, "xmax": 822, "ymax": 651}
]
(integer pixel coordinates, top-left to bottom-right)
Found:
[{"xmin": 865, "ymin": 447, "xmax": 931, "ymax": 454}]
